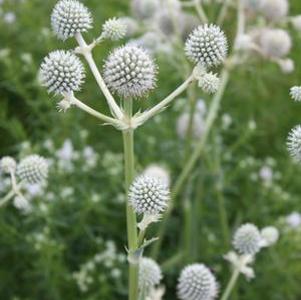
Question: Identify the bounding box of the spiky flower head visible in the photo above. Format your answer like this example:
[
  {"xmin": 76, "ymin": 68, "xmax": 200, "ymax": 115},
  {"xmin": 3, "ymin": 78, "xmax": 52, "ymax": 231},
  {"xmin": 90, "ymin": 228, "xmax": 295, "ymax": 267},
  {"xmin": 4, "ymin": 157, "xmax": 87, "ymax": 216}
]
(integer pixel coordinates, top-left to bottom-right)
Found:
[
  {"xmin": 104, "ymin": 45, "xmax": 157, "ymax": 99},
  {"xmin": 259, "ymin": 29, "xmax": 291, "ymax": 59},
  {"xmin": 0, "ymin": 156, "xmax": 16, "ymax": 174},
  {"xmin": 177, "ymin": 264, "xmax": 219, "ymax": 300},
  {"xmin": 39, "ymin": 50, "xmax": 85, "ymax": 95},
  {"xmin": 131, "ymin": 0, "xmax": 160, "ymax": 20},
  {"xmin": 259, "ymin": 0, "xmax": 288, "ymax": 21},
  {"xmin": 139, "ymin": 257, "xmax": 162, "ymax": 292},
  {"xmin": 17, "ymin": 155, "xmax": 48, "ymax": 184},
  {"xmin": 129, "ymin": 175, "xmax": 169, "ymax": 215},
  {"xmin": 261, "ymin": 226, "xmax": 279, "ymax": 247},
  {"xmin": 199, "ymin": 72, "xmax": 220, "ymax": 94},
  {"xmin": 51, "ymin": 0, "xmax": 93, "ymax": 41},
  {"xmin": 185, "ymin": 24, "xmax": 228, "ymax": 68},
  {"xmin": 102, "ymin": 18, "xmax": 127, "ymax": 41},
  {"xmin": 233, "ymin": 223, "xmax": 261, "ymax": 256},
  {"xmin": 287, "ymin": 125, "xmax": 301, "ymax": 162},
  {"xmin": 290, "ymin": 86, "xmax": 301, "ymax": 102}
]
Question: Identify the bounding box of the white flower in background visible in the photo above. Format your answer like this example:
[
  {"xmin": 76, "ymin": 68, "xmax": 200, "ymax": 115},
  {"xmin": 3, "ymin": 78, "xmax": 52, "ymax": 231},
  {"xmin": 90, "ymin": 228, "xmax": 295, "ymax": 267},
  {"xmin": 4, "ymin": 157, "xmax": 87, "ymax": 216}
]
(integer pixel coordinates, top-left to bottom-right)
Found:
[
  {"xmin": 0, "ymin": 156, "xmax": 16, "ymax": 174},
  {"xmin": 146, "ymin": 286, "xmax": 165, "ymax": 300},
  {"xmin": 119, "ymin": 17, "xmax": 139, "ymax": 37},
  {"xmin": 82, "ymin": 146, "xmax": 98, "ymax": 170},
  {"xmin": 13, "ymin": 196, "xmax": 32, "ymax": 214},
  {"xmin": 3, "ymin": 12, "xmax": 16, "ymax": 24},
  {"xmin": 56, "ymin": 139, "xmax": 74, "ymax": 161},
  {"xmin": 286, "ymin": 212, "xmax": 301, "ymax": 228},
  {"xmin": 39, "ymin": 50, "xmax": 85, "ymax": 95},
  {"xmin": 185, "ymin": 24, "xmax": 228, "ymax": 68},
  {"xmin": 235, "ymin": 34, "xmax": 252, "ymax": 51},
  {"xmin": 259, "ymin": 0, "xmax": 289, "ymax": 22},
  {"xmin": 287, "ymin": 125, "xmax": 301, "ymax": 162},
  {"xmin": 143, "ymin": 164, "xmax": 170, "ymax": 187},
  {"xmin": 51, "ymin": 0, "xmax": 93, "ymax": 40},
  {"xmin": 290, "ymin": 86, "xmax": 301, "ymax": 102},
  {"xmin": 243, "ymin": 0, "xmax": 262, "ymax": 11},
  {"xmin": 259, "ymin": 165, "xmax": 273, "ymax": 186},
  {"xmin": 177, "ymin": 264, "xmax": 219, "ymax": 300},
  {"xmin": 104, "ymin": 45, "xmax": 157, "ymax": 98},
  {"xmin": 291, "ymin": 15, "xmax": 301, "ymax": 32},
  {"xmin": 196, "ymin": 99, "xmax": 207, "ymax": 116},
  {"xmin": 233, "ymin": 223, "xmax": 262, "ymax": 256},
  {"xmin": 260, "ymin": 226, "xmax": 279, "ymax": 247},
  {"xmin": 24, "ymin": 182, "xmax": 45, "ymax": 198},
  {"xmin": 131, "ymin": 0, "xmax": 160, "ymax": 20},
  {"xmin": 222, "ymin": 114, "xmax": 232, "ymax": 129},
  {"xmin": 176, "ymin": 112, "xmax": 205, "ymax": 140},
  {"xmin": 139, "ymin": 258, "xmax": 162, "ymax": 293},
  {"xmin": 277, "ymin": 58, "xmax": 294, "ymax": 74},
  {"xmin": 101, "ymin": 18, "xmax": 127, "ymax": 41},
  {"xmin": 198, "ymin": 72, "xmax": 220, "ymax": 94}
]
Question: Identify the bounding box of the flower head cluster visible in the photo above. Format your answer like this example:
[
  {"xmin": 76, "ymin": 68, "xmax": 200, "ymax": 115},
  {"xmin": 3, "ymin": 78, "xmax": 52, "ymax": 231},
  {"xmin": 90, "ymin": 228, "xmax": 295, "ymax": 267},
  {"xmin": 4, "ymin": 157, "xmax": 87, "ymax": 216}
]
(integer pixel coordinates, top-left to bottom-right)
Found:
[
  {"xmin": 102, "ymin": 18, "xmax": 127, "ymax": 41},
  {"xmin": 233, "ymin": 223, "xmax": 261, "ymax": 256},
  {"xmin": 51, "ymin": 0, "xmax": 93, "ymax": 40},
  {"xmin": 0, "ymin": 156, "xmax": 16, "ymax": 174},
  {"xmin": 104, "ymin": 45, "xmax": 157, "ymax": 98},
  {"xmin": 287, "ymin": 125, "xmax": 301, "ymax": 162},
  {"xmin": 17, "ymin": 155, "xmax": 48, "ymax": 184},
  {"xmin": 139, "ymin": 257, "xmax": 162, "ymax": 292},
  {"xmin": 129, "ymin": 175, "xmax": 169, "ymax": 215},
  {"xmin": 259, "ymin": 0, "xmax": 288, "ymax": 22},
  {"xmin": 290, "ymin": 86, "xmax": 301, "ymax": 102},
  {"xmin": 185, "ymin": 24, "xmax": 228, "ymax": 68},
  {"xmin": 39, "ymin": 50, "xmax": 85, "ymax": 95},
  {"xmin": 198, "ymin": 72, "xmax": 220, "ymax": 94},
  {"xmin": 177, "ymin": 264, "xmax": 219, "ymax": 300}
]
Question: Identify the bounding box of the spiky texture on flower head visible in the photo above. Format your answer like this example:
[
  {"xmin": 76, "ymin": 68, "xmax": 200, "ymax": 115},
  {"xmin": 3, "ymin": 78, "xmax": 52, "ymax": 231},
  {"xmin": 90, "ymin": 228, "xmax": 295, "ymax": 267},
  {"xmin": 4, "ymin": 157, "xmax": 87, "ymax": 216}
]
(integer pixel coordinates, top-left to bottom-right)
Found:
[
  {"xmin": 290, "ymin": 86, "xmax": 301, "ymax": 102},
  {"xmin": 185, "ymin": 24, "xmax": 228, "ymax": 68},
  {"xmin": 0, "ymin": 156, "xmax": 16, "ymax": 174},
  {"xmin": 51, "ymin": 0, "xmax": 93, "ymax": 40},
  {"xmin": 139, "ymin": 258, "xmax": 162, "ymax": 292},
  {"xmin": 199, "ymin": 72, "xmax": 220, "ymax": 94},
  {"xmin": 259, "ymin": 29, "xmax": 291, "ymax": 58},
  {"xmin": 104, "ymin": 45, "xmax": 157, "ymax": 99},
  {"xmin": 39, "ymin": 50, "xmax": 85, "ymax": 95},
  {"xmin": 102, "ymin": 18, "xmax": 127, "ymax": 41},
  {"xmin": 131, "ymin": 0, "xmax": 160, "ymax": 20},
  {"xmin": 143, "ymin": 165, "xmax": 170, "ymax": 187},
  {"xmin": 17, "ymin": 155, "xmax": 48, "ymax": 184},
  {"xmin": 177, "ymin": 264, "xmax": 219, "ymax": 300},
  {"xmin": 259, "ymin": 0, "xmax": 288, "ymax": 21},
  {"xmin": 261, "ymin": 226, "xmax": 279, "ymax": 247},
  {"xmin": 129, "ymin": 175, "xmax": 169, "ymax": 215},
  {"xmin": 233, "ymin": 223, "xmax": 261, "ymax": 255},
  {"xmin": 287, "ymin": 125, "xmax": 301, "ymax": 161}
]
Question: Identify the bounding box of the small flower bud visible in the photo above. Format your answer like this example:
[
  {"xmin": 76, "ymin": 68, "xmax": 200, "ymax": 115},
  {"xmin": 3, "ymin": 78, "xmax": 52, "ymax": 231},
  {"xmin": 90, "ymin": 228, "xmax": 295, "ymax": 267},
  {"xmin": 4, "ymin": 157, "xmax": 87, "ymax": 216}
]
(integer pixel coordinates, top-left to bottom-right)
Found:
[
  {"xmin": 139, "ymin": 258, "xmax": 162, "ymax": 292},
  {"xmin": 102, "ymin": 18, "xmax": 127, "ymax": 41},
  {"xmin": 287, "ymin": 125, "xmax": 301, "ymax": 161},
  {"xmin": 198, "ymin": 72, "xmax": 220, "ymax": 94},
  {"xmin": 0, "ymin": 156, "xmax": 16, "ymax": 174},
  {"xmin": 261, "ymin": 226, "xmax": 279, "ymax": 247}
]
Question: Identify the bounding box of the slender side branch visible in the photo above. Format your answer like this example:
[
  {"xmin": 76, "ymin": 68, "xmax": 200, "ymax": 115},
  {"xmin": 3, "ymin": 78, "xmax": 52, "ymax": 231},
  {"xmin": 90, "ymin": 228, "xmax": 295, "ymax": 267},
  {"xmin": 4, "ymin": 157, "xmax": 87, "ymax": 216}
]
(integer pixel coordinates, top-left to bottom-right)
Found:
[
  {"xmin": 217, "ymin": 0, "xmax": 232, "ymax": 25},
  {"xmin": 194, "ymin": 0, "xmax": 208, "ymax": 23},
  {"xmin": 220, "ymin": 268, "xmax": 240, "ymax": 300},
  {"xmin": 75, "ymin": 33, "xmax": 124, "ymax": 120},
  {"xmin": 0, "ymin": 189, "xmax": 15, "ymax": 208}
]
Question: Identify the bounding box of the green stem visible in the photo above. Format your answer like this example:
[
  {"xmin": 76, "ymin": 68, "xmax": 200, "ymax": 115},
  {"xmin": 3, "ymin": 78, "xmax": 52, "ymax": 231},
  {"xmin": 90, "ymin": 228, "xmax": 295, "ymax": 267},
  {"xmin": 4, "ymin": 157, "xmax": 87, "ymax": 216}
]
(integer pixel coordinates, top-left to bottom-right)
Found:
[
  {"xmin": 221, "ymin": 268, "xmax": 240, "ymax": 300},
  {"xmin": 194, "ymin": 0, "xmax": 208, "ymax": 23},
  {"xmin": 122, "ymin": 99, "xmax": 139, "ymax": 300},
  {"xmin": 0, "ymin": 189, "xmax": 15, "ymax": 208},
  {"xmin": 217, "ymin": 188, "xmax": 230, "ymax": 248}
]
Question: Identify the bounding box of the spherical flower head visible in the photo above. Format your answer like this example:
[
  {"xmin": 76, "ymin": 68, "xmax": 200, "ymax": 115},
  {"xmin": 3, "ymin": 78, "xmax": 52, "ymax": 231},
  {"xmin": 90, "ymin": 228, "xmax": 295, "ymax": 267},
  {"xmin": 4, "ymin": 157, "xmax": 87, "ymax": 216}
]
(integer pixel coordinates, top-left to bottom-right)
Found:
[
  {"xmin": 143, "ymin": 165, "xmax": 170, "ymax": 187},
  {"xmin": 290, "ymin": 86, "xmax": 301, "ymax": 102},
  {"xmin": 261, "ymin": 226, "xmax": 279, "ymax": 247},
  {"xmin": 0, "ymin": 156, "xmax": 16, "ymax": 174},
  {"xmin": 233, "ymin": 223, "xmax": 261, "ymax": 256},
  {"xmin": 185, "ymin": 24, "xmax": 228, "ymax": 68},
  {"xmin": 131, "ymin": 0, "xmax": 160, "ymax": 20},
  {"xmin": 177, "ymin": 112, "xmax": 205, "ymax": 140},
  {"xmin": 102, "ymin": 18, "xmax": 127, "ymax": 41},
  {"xmin": 199, "ymin": 72, "xmax": 220, "ymax": 94},
  {"xmin": 287, "ymin": 125, "xmax": 301, "ymax": 162},
  {"xmin": 259, "ymin": 0, "xmax": 288, "ymax": 22},
  {"xmin": 177, "ymin": 264, "xmax": 219, "ymax": 300},
  {"xmin": 139, "ymin": 257, "xmax": 162, "ymax": 292},
  {"xmin": 129, "ymin": 175, "xmax": 169, "ymax": 215},
  {"xmin": 278, "ymin": 58, "xmax": 294, "ymax": 74},
  {"xmin": 39, "ymin": 50, "xmax": 85, "ymax": 95},
  {"xmin": 51, "ymin": 0, "xmax": 93, "ymax": 41},
  {"xmin": 104, "ymin": 45, "xmax": 157, "ymax": 99},
  {"xmin": 259, "ymin": 29, "xmax": 291, "ymax": 59},
  {"xmin": 17, "ymin": 155, "xmax": 48, "ymax": 184}
]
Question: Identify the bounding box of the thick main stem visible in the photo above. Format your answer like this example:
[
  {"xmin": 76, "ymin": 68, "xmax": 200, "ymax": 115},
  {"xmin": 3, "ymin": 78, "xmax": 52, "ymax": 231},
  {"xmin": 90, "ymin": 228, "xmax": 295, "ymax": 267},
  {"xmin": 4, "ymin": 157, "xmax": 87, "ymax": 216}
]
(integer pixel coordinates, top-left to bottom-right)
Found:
[
  {"xmin": 122, "ymin": 100, "xmax": 139, "ymax": 300},
  {"xmin": 221, "ymin": 268, "xmax": 240, "ymax": 300}
]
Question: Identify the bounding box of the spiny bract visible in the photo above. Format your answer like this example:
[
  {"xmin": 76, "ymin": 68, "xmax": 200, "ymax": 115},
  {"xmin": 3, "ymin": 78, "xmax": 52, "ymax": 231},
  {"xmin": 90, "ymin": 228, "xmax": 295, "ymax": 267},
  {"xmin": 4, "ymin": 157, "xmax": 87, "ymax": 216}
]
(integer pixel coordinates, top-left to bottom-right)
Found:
[
  {"xmin": 139, "ymin": 257, "xmax": 162, "ymax": 291},
  {"xmin": 199, "ymin": 72, "xmax": 220, "ymax": 94},
  {"xmin": 177, "ymin": 264, "xmax": 219, "ymax": 300},
  {"xmin": 102, "ymin": 18, "xmax": 127, "ymax": 41},
  {"xmin": 51, "ymin": 0, "xmax": 93, "ymax": 40},
  {"xmin": 103, "ymin": 45, "xmax": 157, "ymax": 99},
  {"xmin": 39, "ymin": 50, "xmax": 85, "ymax": 95},
  {"xmin": 129, "ymin": 175, "xmax": 169, "ymax": 215},
  {"xmin": 185, "ymin": 24, "xmax": 228, "ymax": 68}
]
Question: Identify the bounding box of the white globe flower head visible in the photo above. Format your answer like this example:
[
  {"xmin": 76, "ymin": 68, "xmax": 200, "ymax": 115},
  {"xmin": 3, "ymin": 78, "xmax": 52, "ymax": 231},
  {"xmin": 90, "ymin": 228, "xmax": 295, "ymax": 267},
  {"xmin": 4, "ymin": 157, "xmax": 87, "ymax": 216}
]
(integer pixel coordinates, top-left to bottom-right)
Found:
[
  {"xmin": 176, "ymin": 112, "xmax": 205, "ymax": 140},
  {"xmin": 287, "ymin": 125, "xmax": 301, "ymax": 161},
  {"xmin": 17, "ymin": 155, "xmax": 48, "ymax": 184},
  {"xmin": 290, "ymin": 86, "xmax": 301, "ymax": 102},
  {"xmin": 291, "ymin": 15, "xmax": 301, "ymax": 32},
  {"xmin": 39, "ymin": 50, "xmax": 85, "ymax": 95},
  {"xmin": 143, "ymin": 164, "xmax": 170, "ymax": 187},
  {"xmin": 233, "ymin": 223, "xmax": 262, "ymax": 256},
  {"xmin": 259, "ymin": 0, "xmax": 288, "ymax": 22},
  {"xmin": 51, "ymin": 0, "xmax": 93, "ymax": 41},
  {"xmin": 198, "ymin": 72, "xmax": 220, "ymax": 94},
  {"xmin": 104, "ymin": 45, "xmax": 157, "ymax": 99},
  {"xmin": 102, "ymin": 18, "xmax": 127, "ymax": 41},
  {"xmin": 277, "ymin": 58, "xmax": 294, "ymax": 74},
  {"xmin": 129, "ymin": 175, "xmax": 169, "ymax": 215},
  {"xmin": 185, "ymin": 24, "xmax": 228, "ymax": 68},
  {"xmin": 177, "ymin": 264, "xmax": 219, "ymax": 300},
  {"xmin": 139, "ymin": 257, "xmax": 162, "ymax": 292},
  {"xmin": 259, "ymin": 29, "xmax": 291, "ymax": 59},
  {"xmin": 0, "ymin": 156, "xmax": 16, "ymax": 174},
  {"xmin": 131, "ymin": 0, "xmax": 160, "ymax": 20},
  {"xmin": 261, "ymin": 226, "xmax": 279, "ymax": 247}
]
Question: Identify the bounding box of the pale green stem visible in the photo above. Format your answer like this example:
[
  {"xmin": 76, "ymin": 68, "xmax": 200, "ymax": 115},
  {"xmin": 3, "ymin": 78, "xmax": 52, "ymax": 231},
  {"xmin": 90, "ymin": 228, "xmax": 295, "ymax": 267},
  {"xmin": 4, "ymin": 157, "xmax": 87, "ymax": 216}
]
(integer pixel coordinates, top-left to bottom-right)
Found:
[
  {"xmin": 194, "ymin": 0, "xmax": 208, "ymax": 23},
  {"xmin": 217, "ymin": 0, "xmax": 232, "ymax": 25},
  {"xmin": 220, "ymin": 268, "xmax": 240, "ymax": 300},
  {"xmin": 122, "ymin": 99, "xmax": 139, "ymax": 300},
  {"xmin": 0, "ymin": 189, "xmax": 15, "ymax": 208}
]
